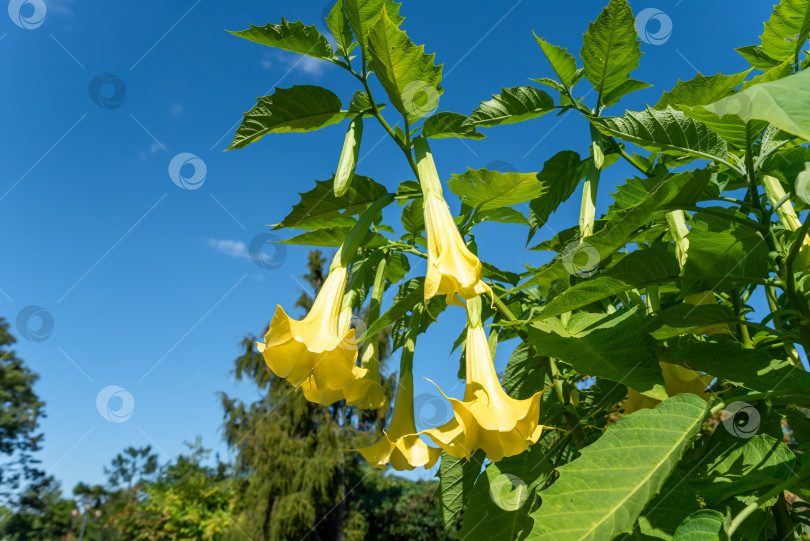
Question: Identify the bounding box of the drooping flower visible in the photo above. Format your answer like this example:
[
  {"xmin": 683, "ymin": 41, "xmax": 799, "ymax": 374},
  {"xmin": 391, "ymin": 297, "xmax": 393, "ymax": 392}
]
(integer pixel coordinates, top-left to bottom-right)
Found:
[
  {"xmin": 258, "ymin": 255, "xmax": 358, "ymax": 405},
  {"xmin": 414, "ymin": 137, "xmax": 491, "ymax": 305},
  {"xmin": 623, "ymin": 362, "xmax": 712, "ymax": 415},
  {"xmin": 421, "ymin": 296, "xmax": 546, "ymax": 462},
  {"xmin": 358, "ymin": 307, "xmax": 440, "ymax": 470}
]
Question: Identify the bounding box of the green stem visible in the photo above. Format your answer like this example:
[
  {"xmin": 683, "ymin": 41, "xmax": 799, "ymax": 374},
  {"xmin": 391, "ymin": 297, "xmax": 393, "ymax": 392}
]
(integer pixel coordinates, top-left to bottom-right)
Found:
[{"xmin": 731, "ymin": 288, "xmax": 754, "ymax": 349}]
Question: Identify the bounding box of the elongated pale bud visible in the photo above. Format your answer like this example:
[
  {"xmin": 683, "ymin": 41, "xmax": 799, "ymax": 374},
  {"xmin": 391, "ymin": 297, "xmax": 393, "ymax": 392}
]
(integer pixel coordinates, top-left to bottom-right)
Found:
[
  {"xmin": 762, "ymin": 174, "xmax": 810, "ymax": 270},
  {"xmin": 665, "ymin": 210, "xmax": 690, "ymax": 269},
  {"xmin": 334, "ymin": 116, "xmax": 363, "ymax": 196}
]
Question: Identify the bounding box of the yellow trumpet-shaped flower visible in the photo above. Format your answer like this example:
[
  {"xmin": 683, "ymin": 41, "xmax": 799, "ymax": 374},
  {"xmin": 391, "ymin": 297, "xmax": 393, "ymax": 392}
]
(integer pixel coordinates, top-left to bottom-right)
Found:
[
  {"xmin": 414, "ymin": 137, "xmax": 491, "ymax": 305},
  {"xmin": 623, "ymin": 362, "xmax": 711, "ymax": 415},
  {"xmin": 259, "ymin": 256, "xmax": 358, "ymax": 405},
  {"xmin": 358, "ymin": 369, "xmax": 441, "ymax": 471},
  {"xmin": 358, "ymin": 306, "xmax": 440, "ymax": 470},
  {"xmin": 421, "ymin": 297, "xmax": 546, "ymax": 462}
]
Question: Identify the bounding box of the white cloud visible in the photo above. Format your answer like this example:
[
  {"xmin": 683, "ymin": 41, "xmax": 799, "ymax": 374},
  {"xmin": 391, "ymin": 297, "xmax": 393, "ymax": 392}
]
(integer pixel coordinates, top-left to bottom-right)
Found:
[
  {"xmin": 260, "ymin": 51, "xmax": 327, "ymax": 78},
  {"xmin": 170, "ymin": 103, "xmax": 183, "ymax": 116},
  {"xmin": 207, "ymin": 238, "xmax": 249, "ymax": 259}
]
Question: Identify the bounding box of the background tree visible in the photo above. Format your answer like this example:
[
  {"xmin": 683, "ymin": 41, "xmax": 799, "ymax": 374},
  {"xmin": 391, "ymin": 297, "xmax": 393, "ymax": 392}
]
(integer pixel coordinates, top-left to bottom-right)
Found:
[{"xmin": 0, "ymin": 318, "xmax": 45, "ymax": 501}]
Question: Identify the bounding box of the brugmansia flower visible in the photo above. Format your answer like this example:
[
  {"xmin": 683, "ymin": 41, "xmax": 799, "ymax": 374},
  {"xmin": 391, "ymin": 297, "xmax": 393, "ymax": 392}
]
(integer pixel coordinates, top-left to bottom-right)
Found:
[
  {"xmin": 623, "ymin": 362, "xmax": 712, "ymax": 415},
  {"xmin": 358, "ymin": 307, "xmax": 440, "ymax": 470},
  {"xmin": 414, "ymin": 137, "xmax": 491, "ymax": 305},
  {"xmin": 421, "ymin": 296, "xmax": 545, "ymax": 462},
  {"xmin": 258, "ymin": 254, "xmax": 360, "ymax": 406}
]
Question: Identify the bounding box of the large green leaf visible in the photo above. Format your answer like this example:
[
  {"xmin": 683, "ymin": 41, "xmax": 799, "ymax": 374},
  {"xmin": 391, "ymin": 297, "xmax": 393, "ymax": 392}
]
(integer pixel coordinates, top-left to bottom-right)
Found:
[
  {"xmin": 228, "ymin": 19, "xmax": 334, "ymax": 60},
  {"xmin": 760, "ymin": 0, "xmax": 810, "ymax": 62},
  {"xmin": 672, "ymin": 510, "xmax": 729, "ymax": 541},
  {"xmin": 528, "ymin": 151, "xmax": 588, "ymax": 234},
  {"xmin": 601, "ymin": 79, "xmax": 653, "ymax": 108},
  {"xmin": 689, "ymin": 434, "xmax": 796, "ymax": 503},
  {"xmin": 683, "ymin": 209, "xmax": 770, "ymax": 287},
  {"xmin": 537, "ymin": 248, "xmax": 680, "ymax": 319},
  {"xmin": 229, "ymin": 86, "xmax": 348, "ymax": 150},
  {"xmin": 527, "ymin": 395, "xmax": 709, "ymax": 540},
  {"xmin": 663, "ymin": 338, "xmax": 810, "ymax": 404},
  {"xmin": 281, "ymin": 227, "xmax": 387, "ymax": 247},
  {"xmin": 422, "ymin": 112, "xmax": 485, "ymax": 139},
  {"xmin": 655, "ymin": 72, "xmax": 749, "ymax": 111},
  {"xmin": 448, "ymin": 169, "xmax": 545, "ymax": 211},
  {"xmin": 527, "ymin": 307, "xmax": 667, "ymax": 400},
  {"xmin": 580, "ymin": 0, "xmax": 641, "ymax": 100},
  {"xmin": 637, "ymin": 476, "xmax": 701, "ymax": 540},
  {"xmin": 534, "ymin": 33, "xmax": 578, "ymax": 88},
  {"xmin": 326, "ymin": 0, "xmax": 354, "ymax": 55},
  {"xmin": 367, "ymin": 8, "xmax": 443, "ymax": 121},
  {"xmin": 437, "ymin": 450, "xmax": 486, "ymax": 535},
  {"xmin": 521, "ymin": 169, "xmax": 711, "ymax": 293},
  {"xmin": 459, "ymin": 445, "xmax": 553, "ymax": 541},
  {"xmin": 646, "ymin": 304, "xmax": 736, "ymax": 340},
  {"xmin": 273, "ymin": 176, "xmax": 389, "ymax": 230},
  {"xmin": 342, "ymin": 0, "xmax": 404, "ymax": 51},
  {"xmin": 697, "ymin": 69, "xmax": 810, "ymax": 142},
  {"xmin": 588, "ymin": 107, "xmax": 728, "ymax": 163},
  {"xmin": 463, "ymin": 86, "xmax": 555, "ymax": 129}
]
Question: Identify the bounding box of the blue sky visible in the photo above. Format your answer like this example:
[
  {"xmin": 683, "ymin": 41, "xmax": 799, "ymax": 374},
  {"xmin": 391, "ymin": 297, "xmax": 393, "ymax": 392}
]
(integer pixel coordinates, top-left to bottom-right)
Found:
[{"xmin": 1, "ymin": 0, "xmax": 776, "ymax": 492}]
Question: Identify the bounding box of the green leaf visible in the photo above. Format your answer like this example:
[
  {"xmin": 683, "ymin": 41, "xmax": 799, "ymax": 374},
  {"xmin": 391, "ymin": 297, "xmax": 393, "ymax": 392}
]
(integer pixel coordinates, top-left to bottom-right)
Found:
[
  {"xmin": 229, "ymin": 86, "xmax": 348, "ymax": 150},
  {"xmin": 281, "ymin": 227, "xmax": 387, "ymax": 247},
  {"xmin": 637, "ymin": 476, "xmax": 701, "ymax": 540},
  {"xmin": 534, "ymin": 34, "xmax": 578, "ymax": 88},
  {"xmin": 528, "ymin": 151, "xmax": 587, "ymax": 236},
  {"xmin": 672, "ymin": 510, "xmax": 729, "ymax": 541},
  {"xmin": 735, "ymin": 44, "xmax": 781, "ymax": 71},
  {"xmin": 697, "ymin": 69, "xmax": 810, "ymax": 142},
  {"xmin": 273, "ymin": 176, "xmax": 389, "ymax": 230},
  {"xmin": 683, "ymin": 209, "xmax": 770, "ymax": 287},
  {"xmin": 538, "ymin": 249, "xmax": 680, "ymax": 319},
  {"xmin": 343, "ymin": 0, "xmax": 404, "ymax": 51},
  {"xmin": 527, "ymin": 395, "xmax": 709, "ymax": 540},
  {"xmin": 400, "ymin": 198, "xmax": 424, "ymax": 236},
  {"xmin": 228, "ymin": 18, "xmax": 334, "ymax": 60},
  {"xmin": 367, "ymin": 8, "xmax": 443, "ymax": 121},
  {"xmin": 663, "ymin": 338, "xmax": 810, "ymax": 404},
  {"xmin": 689, "ymin": 434, "xmax": 796, "ymax": 503},
  {"xmin": 601, "ymin": 79, "xmax": 653, "ymax": 108},
  {"xmin": 647, "ymin": 304, "xmax": 736, "ymax": 340},
  {"xmin": 588, "ymin": 107, "xmax": 728, "ymax": 163},
  {"xmin": 360, "ymin": 277, "xmax": 423, "ymax": 341},
  {"xmin": 469, "ymin": 207, "xmax": 529, "ymax": 227},
  {"xmin": 760, "ymin": 0, "xmax": 810, "ymax": 62},
  {"xmin": 459, "ymin": 445, "xmax": 553, "ymax": 541},
  {"xmin": 448, "ymin": 169, "xmax": 545, "ymax": 211},
  {"xmin": 464, "ymin": 86, "xmax": 555, "ymax": 129},
  {"xmin": 741, "ymin": 57, "xmax": 794, "ymax": 89},
  {"xmin": 580, "ymin": 0, "xmax": 641, "ymax": 99},
  {"xmin": 527, "ymin": 307, "xmax": 667, "ymax": 400},
  {"xmin": 422, "ymin": 112, "xmax": 485, "ymax": 139},
  {"xmin": 437, "ymin": 450, "xmax": 486, "ymax": 535},
  {"xmin": 655, "ymin": 72, "xmax": 750, "ymax": 111},
  {"xmin": 326, "ymin": 0, "xmax": 354, "ymax": 55}
]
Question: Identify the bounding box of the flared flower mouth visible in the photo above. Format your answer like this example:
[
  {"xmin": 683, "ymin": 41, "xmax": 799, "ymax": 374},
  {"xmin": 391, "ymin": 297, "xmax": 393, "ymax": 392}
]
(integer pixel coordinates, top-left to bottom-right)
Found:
[
  {"xmin": 421, "ymin": 319, "xmax": 546, "ymax": 462},
  {"xmin": 260, "ymin": 265, "xmax": 359, "ymax": 403},
  {"xmin": 623, "ymin": 361, "xmax": 711, "ymax": 415}
]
